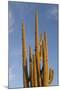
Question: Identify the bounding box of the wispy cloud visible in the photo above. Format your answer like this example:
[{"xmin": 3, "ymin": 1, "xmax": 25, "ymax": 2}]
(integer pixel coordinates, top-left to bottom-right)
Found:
[
  {"xmin": 47, "ymin": 6, "xmax": 58, "ymax": 20},
  {"xmin": 9, "ymin": 65, "xmax": 15, "ymax": 81},
  {"xmin": 8, "ymin": 10, "xmax": 15, "ymax": 33},
  {"xmin": 9, "ymin": 46, "xmax": 22, "ymax": 57}
]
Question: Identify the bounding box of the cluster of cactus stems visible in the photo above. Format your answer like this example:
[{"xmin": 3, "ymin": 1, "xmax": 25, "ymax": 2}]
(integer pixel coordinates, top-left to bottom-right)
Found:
[{"xmin": 22, "ymin": 12, "xmax": 54, "ymax": 87}]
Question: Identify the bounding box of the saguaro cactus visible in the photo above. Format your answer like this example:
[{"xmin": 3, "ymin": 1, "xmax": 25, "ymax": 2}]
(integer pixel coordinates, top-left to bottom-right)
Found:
[
  {"xmin": 22, "ymin": 13, "xmax": 54, "ymax": 87},
  {"xmin": 42, "ymin": 33, "xmax": 49, "ymax": 86},
  {"xmin": 35, "ymin": 12, "xmax": 41, "ymax": 86},
  {"xmin": 33, "ymin": 54, "xmax": 38, "ymax": 87},
  {"xmin": 22, "ymin": 21, "xmax": 29, "ymax": 87},
  {"xmin": 29, "ymin": 46, "xmax": 34, "ymax": 87},
  {"xmin": 40, "ymin": 32, "xmax": 42, "ymax": 59}
]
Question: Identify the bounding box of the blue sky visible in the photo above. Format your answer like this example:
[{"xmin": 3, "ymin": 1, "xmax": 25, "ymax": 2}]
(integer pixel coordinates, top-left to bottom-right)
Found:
[{"xmin": 8, "ymin": 1, "xmax": 58, "ymax": 88}]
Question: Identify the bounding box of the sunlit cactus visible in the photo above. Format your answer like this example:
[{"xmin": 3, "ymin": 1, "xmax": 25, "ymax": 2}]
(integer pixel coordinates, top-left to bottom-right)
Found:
[
  {"xmin": 29, "ymin": 46, "xmax": 34, "ymax": 87},
  {"xmin": 49, "ymin": 68, "xmax": 54, "ymax": 84},
  {"xmin": 22, "ymin": 13, "xmax": 54, "ymax": 87},
  {"xmin": 42, "ymin": 33, "xmax": 49, "ymax": 86},
  {"xmin": 22, "ymin": 21, "xmax": 29, "ymax": 87},
  {"xmin": 39, "ymin": 32, "xmax": 42, "ymax": 61},
  {"xmin": 35, "ymin": 12, "xmax": 41, "ymax": 86},
  {"xmin": 33, "ymin": 54, "xmax": 38, "ymax": 87}
]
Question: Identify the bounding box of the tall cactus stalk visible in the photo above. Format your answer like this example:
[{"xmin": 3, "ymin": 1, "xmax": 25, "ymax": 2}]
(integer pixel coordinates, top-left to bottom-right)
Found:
[
  {"xmin": 42, "ymin": 32, "xmax": 49, "ymax": 86},
  {"xmin": 39, "ymin": 32, "xmax": 43, "ymax": 61},
  {"xmin": 29, "ymin": 46, "xmax": 34, "ymax": 87},
  {"xmin": 22, "ymin": 21, "xmax": 29, "ymax": 87},
  {"xmin": 33, "ymin": 55, "xmax": 38, "ymax": 87},
  {"xmin": 35, "ymin": 12, "xmax": 41, "ymax": 86}
]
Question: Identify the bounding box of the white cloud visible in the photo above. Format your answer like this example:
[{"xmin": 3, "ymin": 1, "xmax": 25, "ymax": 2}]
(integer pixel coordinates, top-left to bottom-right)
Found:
[{"xmin": 47, "ymin": 6, "xmax": 58, "ymax": 20}]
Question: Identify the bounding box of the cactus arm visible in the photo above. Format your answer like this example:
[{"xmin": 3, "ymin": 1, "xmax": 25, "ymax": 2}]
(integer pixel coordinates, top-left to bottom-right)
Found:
[
  {"xmin": 49, "ymin": 68, "xmax": 54, "ymax": 84},
  {"xmin": 29, "ymin": 46, "xmax": 34, "ymax": 87}
]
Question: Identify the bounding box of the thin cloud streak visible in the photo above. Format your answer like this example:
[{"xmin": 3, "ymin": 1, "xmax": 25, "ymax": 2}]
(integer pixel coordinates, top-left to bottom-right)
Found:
[
  {"xmin": 8, "ymin": 10, "xmax": 15, "ymax": 33},
  {"xmin": 47, "ymin": 6, "xmax": 58, "ymax": 20},
  {"xmin": 9, "ymin": 66, "xmax": 15, "ymax": 81}
]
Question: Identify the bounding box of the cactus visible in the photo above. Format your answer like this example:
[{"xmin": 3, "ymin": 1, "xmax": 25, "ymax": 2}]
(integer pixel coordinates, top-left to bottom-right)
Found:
[
  {"xmin": 33, "ymin": 54, "xmax": 38, "ymax": 87},
  {"xmin": 29, "ymin": 46, "xmax": 34, "ymax": 87},
  {"xmin": 40, "ymin": 67, "xmax": 54, "ymax": 86},
  {"xmin": 22, "ymin": 21, "xmax": 29, "ymax": 87},
  {"xmin": 42, "ymin": 33, "xmax": 49, "ymax": 86},
  {"xmin": 22, "ymin": 13, "xmax": 54, "ymax": 87},
  {"xmin": 39, "ymin": 33, "xmax": 54, "ymax": 86},
  {"xmin": 39, "ymin": 32, "xmax": 42, "ymax": 60},
  {"xmin": 35, "ymin": 12, "xmax": 41, "ymax": 86},
  {"xmin": 49, "ymin": 68, "xmax": 54, "ymax": 84}
]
